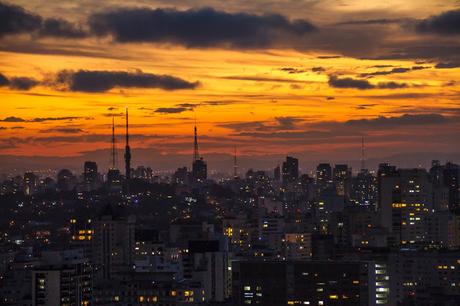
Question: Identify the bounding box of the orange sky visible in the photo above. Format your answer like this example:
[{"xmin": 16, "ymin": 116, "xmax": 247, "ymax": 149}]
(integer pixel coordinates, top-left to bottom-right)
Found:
[{"xmin": 0, "ymin": 0, "xmax": 459, "ymax": 171}]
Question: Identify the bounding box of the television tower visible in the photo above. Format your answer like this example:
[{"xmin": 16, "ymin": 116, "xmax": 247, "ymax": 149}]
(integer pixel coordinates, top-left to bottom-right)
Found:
[
  {"xmin": 111, "ymin": 115, "xmax": 116, "ymax": 169},
  {"xmin": 193, "ymin": 120, "xmax": 200, "ymax": 162},
  {"xmin": 124, "ymin": 107, "xmax": 131, "ymax": 183}
]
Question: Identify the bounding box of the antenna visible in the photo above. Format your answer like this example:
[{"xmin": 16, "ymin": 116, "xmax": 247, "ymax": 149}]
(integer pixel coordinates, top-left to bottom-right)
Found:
[
  {"xmin": 111, "ymin": 115, "xmax": 116, "ymax": 169},
  {"xmin": 125, "ymin": 107, "xmax": 129, "ymax": 146},
  {"xmin": 233, "ymin": 146, "xmax": 238, "ymax": 179},
  {"xmin": 124, "ymin": 107, "xmax": 131, "ymax": 182},
  {"xmin": 193, "ymin": 118, "xmax": 200, "ymax": 162},
  {"xmin": 360, "ymin": 135, "xmax": 365, "ymax": 171}
]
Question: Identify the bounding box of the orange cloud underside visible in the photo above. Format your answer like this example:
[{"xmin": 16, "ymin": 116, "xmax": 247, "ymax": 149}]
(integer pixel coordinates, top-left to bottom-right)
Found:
[{"xmin": 0, "ymin": 44, "xmax": 459, "ymax": 157}]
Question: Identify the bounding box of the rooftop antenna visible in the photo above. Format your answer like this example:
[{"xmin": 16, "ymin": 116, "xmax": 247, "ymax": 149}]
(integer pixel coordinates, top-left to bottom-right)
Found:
[
  {"xmin": 360, "ymin": 135, "xmax": 366, "ymax": 171},
  {"xmin": 193, "ymin": 114, "xmax": 200, "ymax": 162}
]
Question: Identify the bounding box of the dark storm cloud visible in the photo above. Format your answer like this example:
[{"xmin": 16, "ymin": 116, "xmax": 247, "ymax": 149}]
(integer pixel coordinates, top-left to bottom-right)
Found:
[
  {"xmin": 359, "ymin": 67, "xmax": 411, "ymax": 77},
  {"xmin": 223, "ymin": 75, "xmax": 309, "ymax": 84},
  {"xmin": 328, "ymin": 76, "xmax": 408, "ymax": 90},
  {"xmin": 0, "ymin": 2, "xmax": 87, "ymax": 39},
  {"xmin": 371, "ymin": 65, "xmax": 395, "ymax": 68},
  {"xmin": 356, "ymin": 104, "xmax": 377, "ymax": 110},
  {"xmin": 55, "ymin": 70, "xmax": 199, "ymax": 92},
  {"xmin": 274, "ymin": 116, "xmax": 302, "ymax": 129},
  {"xmin": 154, "ymin": 107, "xmax": 190, "ymax": 114},
  {"xmin": 328, "ymin": 76, "xmax": 373, "ymax": 89},
  {"xmin": 88, "ymin": 7, "xmax": 316, "ymax": 48},
  {"xmin": 39, "ymin": 18, "xmax": 87, "ymax": 38},
  {"xmin": 345, "ymin": 114, "xmax": 450, "ymax": 127},
  {"xmin": 176, "ymin": 103, "xmax": 197, "ymax": 109},
  {"xmin": 0, "ymin": 2, "xmax": 41, "ymax": 37},
  {"xmin": 417, "ymin": 10, "xmax": 460, "ymax": 35},
  {"xmin": 30, "ymin": 116, "xmax": 90, "ymax": 122},
  {"xmin": 378, "ymin": 45, "xmax": 460, "ymax": 61},
  {"xmin": 0, "ymin": 116, "xmax": 89, "ymax": 123},
  {"xmin": 8, "ymin": 77, "xmax": 39, "ymax": 90},
  {"xmin": 0, "ymin": 73, "xmax": 38, "ymax": 90},
  {"xmin": 435, "ymin": 61, "xmax": 460, "ymax": 69},
  {"xmin": 312, "ymin": 67, "xmax": 325, "ymax": 73},
  {"xmin": 317, "ymin": 56, "xmax": 341, "ymax": 59},
  {"xmin": 0, "ymin": 116, "xmax": 26, "ymax": 122},
  {"xmin": 0, "ymin": 72, "xmax": 8, "ymax": 86},
  {"xmin": 280, "ymin": 67, "xmax": 307, "ymax": 74},
  {"xmin": 377, "ymin": 81, "xmax": 408, "ymax": 89}
]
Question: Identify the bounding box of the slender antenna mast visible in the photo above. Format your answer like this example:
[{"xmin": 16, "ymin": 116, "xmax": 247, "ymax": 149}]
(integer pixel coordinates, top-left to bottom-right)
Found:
[
  {"xmin": 124, "ymin": 107, "xmax": 131, "ymax": 182},
  {"xmin": 233, "ymin": 146, "xmax": 238, "ymax": 179},
  {"xmin": 360, "ymin": 135, "xmax": 365, "ymax": 171},
  {"xmin": 111, "ymin": 115, "xmax": 116, "ymax": 169},
  {"xmin": 193, "ymin": 117, "xmax": 200, "ymax": 162}
]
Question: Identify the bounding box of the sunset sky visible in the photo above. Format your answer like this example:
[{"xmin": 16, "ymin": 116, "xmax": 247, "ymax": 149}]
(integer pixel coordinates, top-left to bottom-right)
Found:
[{"xmin": 0, "ymin": 0, "xmax": 459, "ymax": 172}]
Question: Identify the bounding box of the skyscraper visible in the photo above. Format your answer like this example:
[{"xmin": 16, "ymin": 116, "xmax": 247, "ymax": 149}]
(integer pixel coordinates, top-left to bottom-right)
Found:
[
  {"xmin": 282, "ymin": 156, "xmax": 299, "ymax": 186},
  {"xmin": 333, "ymin": 164, "xmax": 351, "ymax": 197},
  {"xmin": 316, "ymin": 163, "xmax": 332, "ymax": 194},
  {"xmin": 92, "ymin": 205, "xmax": 135, "ymax": 280},
  {"xmin": 378, "ymin": 167, "xmax": 433, "ymax": 246},
  {"xmin": 83, "ymin": 161, "xmax": 98, "ymax": 184},
  {"xmin": 274, "ymin": 165, "xmax": 281, "ymax": 182},
  {"xmin": 444, "ymin": 162, "xmax": 459, "ymax": 211}
]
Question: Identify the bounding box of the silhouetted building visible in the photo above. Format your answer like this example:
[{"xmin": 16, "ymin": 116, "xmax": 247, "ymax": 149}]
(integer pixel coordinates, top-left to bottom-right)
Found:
[
  {"xmin": 378, "ymin": 167, "xmax": 433, "ymax": 246},
  {"xmin": 192, "ymin": 158, "xmax": 207, "ymax": 182},
  {"xmin": 106, "ymin": 168, "xmax": 122, "ymax": 192},
  {"xmin": 316, "ymin": 163, "xmax": 332, "ymax": 194},
  {"xmin": 23, "ymin": 172, "xmax": 38, "ymax": 195},
  {"xmin": 233, "ymin": 260, "xmax": 388, "ymax": 306},
  {"xmin": 352, "ymin": 169, "xmax": 377, "ymax": 206},
  {"xmin": 92, "ymin": 205, "xmax": 135, "ymax": 280},
  {"xmin": 172, "ymin": 167, "xmax": 188, "ymax": 184},
  {"xmin": 444, "ymin": 162, "xmax": 459, "ymax": 211},
  {"xmin": 57, "ymin": 169, "xmax": 76, "ymax": 191},
  {"xmin": 282, "ymin": 156, "xmax": 299, "ymax": 186},
  {"xmin": 274, "ymin": 165, "xmax": 281, "ymax": 182},
  {"xmin": 32, "ymin": 249, "xmax": 91, "ymax": 306},
  {"xmin": 333, "ymin": 164, "xmax": 351, "ymax": 197},
  {"xmin": 83, "ymin": 161, "xmax": 98, "ymax": 184}
]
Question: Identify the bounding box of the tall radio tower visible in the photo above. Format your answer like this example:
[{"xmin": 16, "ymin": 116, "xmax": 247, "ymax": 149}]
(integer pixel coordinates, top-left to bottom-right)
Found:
[
  {"xmin": 193, "ymin": 120, "xmax": 200, "ymax": 162},
  {"xmin": 111, "ymin": 115, "xmax": 117, "ymax": 170},
  {"xmin": 124, "ymin": 107, "xmax": 131, "ymax": 183}
]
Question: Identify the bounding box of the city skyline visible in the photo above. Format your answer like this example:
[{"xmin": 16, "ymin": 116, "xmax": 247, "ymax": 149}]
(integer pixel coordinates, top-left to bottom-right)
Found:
[{"xmin": 1, "ymin": 0, "xmax": 459, "ymax": 171}]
